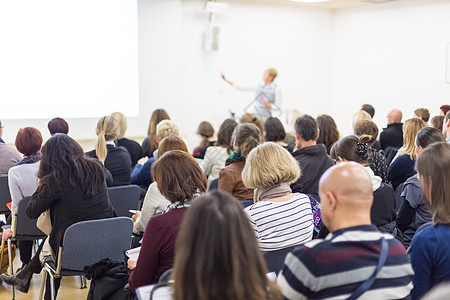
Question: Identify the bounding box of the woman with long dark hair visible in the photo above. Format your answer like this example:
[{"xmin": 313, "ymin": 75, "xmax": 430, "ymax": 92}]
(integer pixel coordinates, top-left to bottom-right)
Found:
[
  {"xmin": 1, "ymin": 134, "xmax": 115, "ymax": 299},
  {"xmin": 316, "ymin": 114, "xmax": 340, "ymax": 154},
  {"xmin": 142, "ymin": 109, "xmax": 170, "ymax": 157}
]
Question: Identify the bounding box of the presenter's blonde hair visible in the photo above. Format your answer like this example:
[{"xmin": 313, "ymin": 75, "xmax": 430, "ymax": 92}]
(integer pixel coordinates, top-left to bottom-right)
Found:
[
  {"xmin": 95, "ymin": 116, "xmax": 120, "ymax": 164},
  {"xmin": 111, "ymin": 112, "xmax": 127, "ymax": 139},
  {"xmin": 242, "ymin": 142, "xmax": 301, "ymax": 189},
  {"xmin": 265, "ymin": 68, "xmax": 278, "ymax": 80},
  {"xmin": 156, "ymin": 120, "xmax": 179, "ymax": 141}
]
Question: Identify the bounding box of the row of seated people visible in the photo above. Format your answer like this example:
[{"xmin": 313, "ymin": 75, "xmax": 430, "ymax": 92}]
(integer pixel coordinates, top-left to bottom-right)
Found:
[{"xmin": 0, "ymin": 105, "xmax": 449, "ymax": 299}]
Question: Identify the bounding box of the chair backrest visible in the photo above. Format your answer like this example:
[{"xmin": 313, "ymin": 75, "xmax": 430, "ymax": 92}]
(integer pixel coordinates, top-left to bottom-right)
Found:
[
  {"xmin": 0, "ymin": 175, "xmax": 12, "ymax": 214},
  {"xmin": 263, "ymin": 246, "xmax": 296, "ymax": 274},
  {"xmin": 240, "ymin": 200, "xmax": 253, "ymax": 208},
  {"xmin": 107, "ymin": 185, "xmax": 141, "ymax": 217},
  {"xmin": 15, "ymin": 196, "xmax": 46, "ymax": 238},
  {"xmin": 60, "ymin": 217, "xmax": 133, "ymax": 271},
  {"xmin": 208, "ymin": 178, "xmax": 218, "ymax": 191},
  {"xmin": 394, "ymin": 182, "xmax": 405, "ymax": 212}
]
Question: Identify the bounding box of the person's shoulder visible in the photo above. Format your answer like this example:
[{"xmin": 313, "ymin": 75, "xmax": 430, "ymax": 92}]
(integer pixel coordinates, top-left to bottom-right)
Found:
[
  {"xmin": 411, "ymin": 225, "xmax": 440, "ymax": 247},
  {"xmin": 85, "ymin": 149, "xmax": 97, "ymax": 158}
]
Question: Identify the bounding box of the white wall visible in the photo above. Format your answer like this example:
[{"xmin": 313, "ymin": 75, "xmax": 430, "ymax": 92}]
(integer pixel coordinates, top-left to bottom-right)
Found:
[
  {"xmin": 1, "ymin": 0, "xmax": 334, "ymax": 151},
  {"xmin": 3, "ymin": 0, "xmax": 450, "ymax": 149},
  {"xmin": 332, "ymin": 0, "xmax": 450, "ymax": 135}
]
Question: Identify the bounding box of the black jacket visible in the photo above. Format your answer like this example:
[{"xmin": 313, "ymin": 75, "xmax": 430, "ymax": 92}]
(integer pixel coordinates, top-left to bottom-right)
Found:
[
  {"xmin": 27, "ymin": 180, "xmax": 116, "ymax": 255},
  {"xmin": 117, "ymin": 138, "xmax": 142, "ymax": 168},
  {"xmin": 86, "ymin": 145, "xmax": 132, "ymax": 187},
  {"xmin": 380, "ymin": 123, "xmax": 403, "ymax": 151},
  {"xmin": 290, "ymin": 144, "xmax": 333, "ymax": 196}
]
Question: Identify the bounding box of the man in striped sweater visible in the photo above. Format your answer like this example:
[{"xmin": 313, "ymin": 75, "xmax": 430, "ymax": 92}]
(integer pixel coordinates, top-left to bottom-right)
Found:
[{"xmin": 277, "ymin": 162, "xmax": 413, "ymax": 300}]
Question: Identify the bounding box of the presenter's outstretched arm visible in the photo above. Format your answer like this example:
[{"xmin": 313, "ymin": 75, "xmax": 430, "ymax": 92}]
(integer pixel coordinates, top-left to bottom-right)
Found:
[{"xmin": 221, "ymin": 73, "xmax": 234, "ymax": 86}]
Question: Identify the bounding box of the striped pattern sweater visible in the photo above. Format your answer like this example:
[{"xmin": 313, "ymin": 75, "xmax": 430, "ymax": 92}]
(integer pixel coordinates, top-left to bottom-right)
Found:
[
  {"xmin": 277, "ymin": 225, "xmax": 413, "ymax": 300},
  {"xmin": 245, "ymin": 193, "xmax": 313, "ymax": 252}
]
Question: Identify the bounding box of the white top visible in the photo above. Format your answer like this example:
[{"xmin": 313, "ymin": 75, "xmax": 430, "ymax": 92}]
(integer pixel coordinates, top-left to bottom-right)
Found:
[
  {"xmin": 202, "ymin": 146, "xmax": 229, "ymax": 189},
  {"xmin": 8, "ymin": 162, "xmax": 40, "ymax": 231},
  {"xmin": 235, "ymin": 81, "xmax": 282, "ymax": 120},
  {"xmin": 245, "ymin": 193, "xmax": 313, "ymax": 252},
  {"xmin": 133, "ymin": 182, "xmax": 171, "ymax": 234}
]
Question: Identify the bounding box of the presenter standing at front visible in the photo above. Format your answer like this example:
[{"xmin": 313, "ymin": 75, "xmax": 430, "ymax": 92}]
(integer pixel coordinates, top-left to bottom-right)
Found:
[{"xmin": 221, "ymin": 68, "xmax": 282, "ymax": 122}]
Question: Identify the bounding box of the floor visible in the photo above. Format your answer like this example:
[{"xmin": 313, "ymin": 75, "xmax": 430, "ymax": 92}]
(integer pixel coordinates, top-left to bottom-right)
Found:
[{"xmin": 0, "ymin": 248, "xmax": 89, "ymax": 300}]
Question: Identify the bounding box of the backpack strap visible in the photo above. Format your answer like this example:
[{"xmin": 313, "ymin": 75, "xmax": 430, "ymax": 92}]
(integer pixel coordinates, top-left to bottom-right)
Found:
[{"xmin": 347, "ymin": 237, "xmax": 389, "ymax": 300}]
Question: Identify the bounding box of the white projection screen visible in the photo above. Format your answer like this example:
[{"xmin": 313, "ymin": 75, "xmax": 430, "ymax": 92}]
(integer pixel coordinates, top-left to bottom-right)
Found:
[{"xmin": 0, "ymin": 0, "xmax": 139, "ymax": 119}]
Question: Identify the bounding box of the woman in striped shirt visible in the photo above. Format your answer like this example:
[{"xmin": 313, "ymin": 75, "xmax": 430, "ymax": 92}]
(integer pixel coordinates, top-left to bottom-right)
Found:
[{"xmin": 242, "ymin": 142, "xmax": 314, "ymax": 252}]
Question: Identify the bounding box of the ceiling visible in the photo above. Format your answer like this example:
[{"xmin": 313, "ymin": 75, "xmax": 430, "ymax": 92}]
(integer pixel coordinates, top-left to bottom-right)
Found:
[{"xmin": 226, "ymin": 0, "xmax": 401, "ymax": 10}]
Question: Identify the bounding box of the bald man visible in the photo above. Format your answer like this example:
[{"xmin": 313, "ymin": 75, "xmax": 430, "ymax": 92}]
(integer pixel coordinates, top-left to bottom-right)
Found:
[
  {"xmin": 277, "ymin": 162, "xmax": 413, "ymax": 300},
  {"xmin": 380, "ymin": 109, "xmax": 404, "ymax": 151}
]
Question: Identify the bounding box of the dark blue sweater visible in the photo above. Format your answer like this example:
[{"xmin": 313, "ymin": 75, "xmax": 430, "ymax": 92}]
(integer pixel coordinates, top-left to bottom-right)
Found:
[{"xmin": 410, "ymin": 224, "xmax": 450, "ymax": 300}]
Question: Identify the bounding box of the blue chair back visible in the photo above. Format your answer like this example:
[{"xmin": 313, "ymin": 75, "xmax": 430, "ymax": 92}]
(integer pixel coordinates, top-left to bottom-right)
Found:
[
  {"xmin": 263, "ymin": 246, "xmax": 296, "ymax": 274},
  {"xmin": 209, "ymin": 179, "xmax": 218, "ymax": 191},
  {"xmin": 0, "ymin": 175, "xmax": 12, "ymax": 215},
  {"xmin": 60, "ymin": 217, "xmax": 133, "ymax": 271},
  {"xmin": 240, "ymin": 200, "xmax": 253, "ymax": 208},
  {"xmin": 15, "ymin": 197, "xmax": 46, "ymax": 238},
  {"xmin": 107, "ymin": 185, "xmax": 141, "ymax": 217}
]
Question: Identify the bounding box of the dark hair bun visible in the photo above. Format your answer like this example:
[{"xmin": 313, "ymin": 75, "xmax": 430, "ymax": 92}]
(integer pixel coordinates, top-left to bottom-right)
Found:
[{"xmin": 356, "ymin": 142, "xmax": 370, "ymax": 158}]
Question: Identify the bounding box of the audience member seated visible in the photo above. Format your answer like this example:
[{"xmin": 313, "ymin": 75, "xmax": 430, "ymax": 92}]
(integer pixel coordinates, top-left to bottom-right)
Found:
[
  {"xmin": 127, "ymin": 150, "xmax": 207, "ymax": 293},
  {"xmin": 240, "ymin": 113, "xmax": 264, "ymax": 141},
  {"xmin": 2, "ymin": 127, "xmax": 42, "ymax": 269},
  {"xmin": 397, "ymin": 127, "xmax": 445, "ymax": 247},
  {"xmin": 354, "ymin": 119, "xmax": 388, "ymax": 182},
  {"xmin": 431, "ymin": 115, "xmax": 444, "ymax": 131},
  {"xmin": 131, "ymin": 120, "xmax": 180, "ymax": 189},
  {"xmin": 242, "ymin": 143, "xmax": 313, "ymax": 251},
  {"xmin": 443, "ymin": 111, "xmax": 450, "ymax": 143},
  {"xmin": 388, "ymin": 118, "xmax": 426, "ymax": 190},
  {"xmin": 410, "ymin": 142, "xmax": 450, "ymax": 300},
  {"xmin": 316, "ymin": 114, "xmax": 340, "ymax": 154},
  {"xmin": 263, "ymin": 117, "xmax": 293, "ymax": 153},
  {"xmin": 352, "ymin": 110, "xmax": 371, "ymax": 129},
  {"xmin": 290, "ymin": 115, "xmax": 333, "ymax": 197},
  {"xmin": 131, "ymin": 135, "xmax": 188, "ymax": 235},
  {"xmin": 414, "ymin": 108, "xmax": 430, "ymax": 123},
  {"xmin": 0, "ymin": 119, "xmax": 22, "ymax": 175},
  {"xmin": 1, "ymin": 134, "xmax": 115, "ymax": 299},
  {"xmin": 440, "ymin": 104, "xmax": 450, "ymax": 116},
  {"xmin": 218, "ymin": 123, "xmax": 260, "ymax": 200},
  {"xmin": 169, "ymin": 191, "xmax": 282, "ymax": 300},
  {"xmin": 192, "ymin": 121, "xmax": 215, "ymax": 159},
  {"xmin": 86, "ymin": 116, "xmax": 132, "ymax": 186},
  {"xmin": 277, "ymin": 162, "xmax": 413, "ymax": 299},
  {"xmin": 47, "ymin": 117, "xmax": 69, "ymax": 136},
  {"xmin": 202, "ymin": 119, "xmax": 237, "ymax": 188},
  {"xmin": 111, "ymin": 112, "xmax": 143, "ymax": 167},
  {"xmin": 150, "ymin": 120, "xmax": 180, "ymax": 159},
  {"xmin": 380, "ymin": 109, "xmax": 403, "ymax": 151},
  {"xmin": 284, "ymin": 109, "xmax": 303, "ymax": 148},
  {"xmin": 361, "ymin": 104, "xmax": 375, "ymax": 119},
  {"xmin": 331, "ymin": 135, "xmax": 397, "ymax": 234},
  {"xmin": 141, "ymin": 109, "xmax": 170, "ymax": 158}
]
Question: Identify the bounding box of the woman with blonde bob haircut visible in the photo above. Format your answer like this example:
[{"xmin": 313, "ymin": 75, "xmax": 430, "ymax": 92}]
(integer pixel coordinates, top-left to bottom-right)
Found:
[
  {"xmin": 242, "ymin": 142, "xmax": 314, "ymax": 252},
  {"xmin": 388, "ymin": 118, "xmax": 426, "ymax": 190},
  {"xmin": 171, "ymin": 191, "xmax": 282, "ymax": 300},
  {"xmin": 86, "ymin": 116, "xmax": 132, "ymax": 186},
  {"xmin": 410, "ymin": 142, "xmax": 450, "ymax": 300}
]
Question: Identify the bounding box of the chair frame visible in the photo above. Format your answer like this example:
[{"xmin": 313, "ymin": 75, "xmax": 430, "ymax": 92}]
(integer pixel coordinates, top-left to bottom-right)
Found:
[
  {"xmin": 1, "ymin": 199, "xmax": 47, "ymax": 300},
  {"xmin": 39, "ymin": 217, "xmax": 133, "ymax": 300}
]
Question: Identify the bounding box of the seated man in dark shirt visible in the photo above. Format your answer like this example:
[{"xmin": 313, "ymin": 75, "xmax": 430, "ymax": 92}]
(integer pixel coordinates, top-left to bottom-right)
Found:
[
  {"xmin": 290, "ymin": 115, "xmax": 333, "ymax": 197},
  {"xmin": 380, "ymin": 109, "xmax": 403, "ymax": 151}
]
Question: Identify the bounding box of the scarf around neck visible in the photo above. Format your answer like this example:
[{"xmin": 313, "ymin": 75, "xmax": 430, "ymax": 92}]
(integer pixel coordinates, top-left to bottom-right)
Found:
[
  {"xmin": 254, "ymin": 183, "xmax": 292, "ymax": 203},
  {"xmin": 163, "ymin": 199, "xmax": 192, "ymax": 214},
  {"xmin": 17, "ymin": 153, "xmax": 42, "ymax": 166}
]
